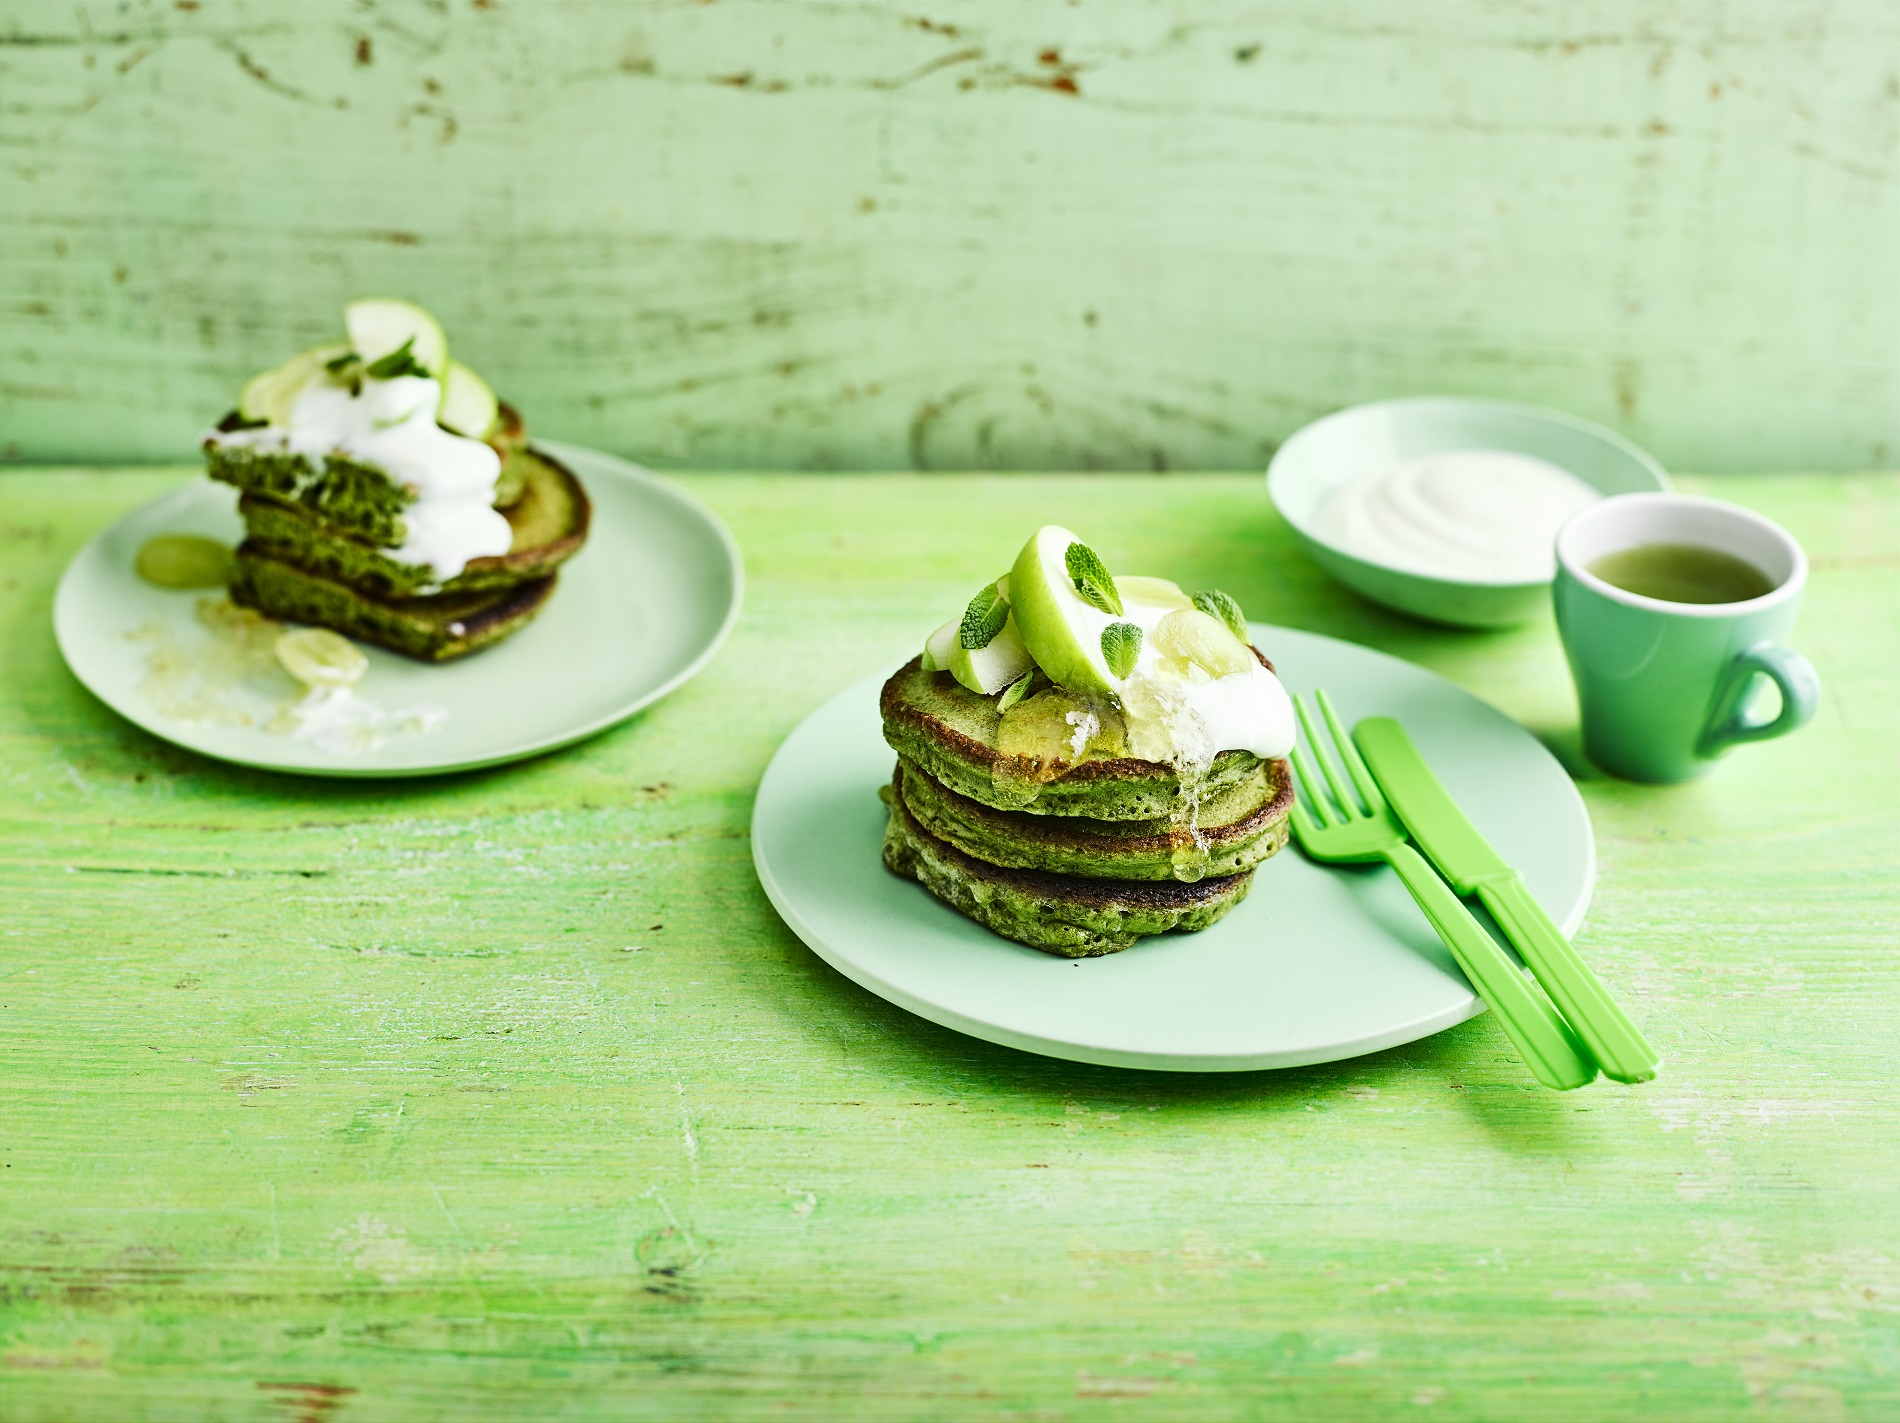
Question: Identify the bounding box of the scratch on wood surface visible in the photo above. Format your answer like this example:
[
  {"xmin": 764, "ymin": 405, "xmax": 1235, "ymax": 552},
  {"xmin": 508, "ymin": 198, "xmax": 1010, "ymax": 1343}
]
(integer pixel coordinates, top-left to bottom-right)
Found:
[
  {"xmin": 676, "ymin": 1080, "xmax": 700, "ymax": 1178},
  {"xmin": 255, "ymin": 1380, "xmax": 356, "ymax": 1423},
  {"xmin": 219, "ymin": 42, "xmax": 348, "ymax": 110}
]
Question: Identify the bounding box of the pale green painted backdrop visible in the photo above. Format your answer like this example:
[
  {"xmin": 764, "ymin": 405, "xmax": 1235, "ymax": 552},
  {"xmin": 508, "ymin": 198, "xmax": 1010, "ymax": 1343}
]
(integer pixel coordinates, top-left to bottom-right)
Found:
[{"xmin": 5, "ymin": 0, "xmax": 1900, "ymax": 471}]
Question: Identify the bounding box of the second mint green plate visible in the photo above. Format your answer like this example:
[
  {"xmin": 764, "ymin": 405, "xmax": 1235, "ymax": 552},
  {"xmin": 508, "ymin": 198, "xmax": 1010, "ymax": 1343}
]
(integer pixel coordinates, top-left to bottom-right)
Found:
[
  {"xmin": 53, "ymin": 443, "xmax": 742, "ymax": 777},
  {"xmin": 754, "ymin": 626, "xmax": 1594, "ymax": 1073}
]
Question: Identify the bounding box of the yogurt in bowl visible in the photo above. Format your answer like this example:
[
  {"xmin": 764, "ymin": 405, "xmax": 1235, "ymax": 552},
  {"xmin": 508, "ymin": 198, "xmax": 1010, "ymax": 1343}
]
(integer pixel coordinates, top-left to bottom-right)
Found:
[{"xmin": 1267, "ymin": 397, "xmax": 1670, "ymax": 628}]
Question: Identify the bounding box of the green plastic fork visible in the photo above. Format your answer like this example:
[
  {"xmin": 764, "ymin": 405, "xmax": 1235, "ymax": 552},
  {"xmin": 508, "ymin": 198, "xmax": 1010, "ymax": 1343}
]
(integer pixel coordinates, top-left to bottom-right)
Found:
[{"xmin": 1288, "ymin": 689, "xmax": 1599, "ymax": 1092}]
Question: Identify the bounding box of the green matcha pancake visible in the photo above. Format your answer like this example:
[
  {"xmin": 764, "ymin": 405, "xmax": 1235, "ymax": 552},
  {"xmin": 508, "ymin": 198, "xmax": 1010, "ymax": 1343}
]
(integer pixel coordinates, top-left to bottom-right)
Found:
[
  {"xmin": 205, "ymin": 299, "xmax": 588, "ymax": 661},
  {"xmin": 208, "ymin": 401, "xmax": 537, "ymax": 547},
  {"xmin": 236, "ymin": 446, "xmax": 590, "ymax": 599},
  {"xmin": 876, "ymin": 525, "xmax": 1296, "ymax": 953},
  {"xmin": 893, "ymin": 753, "xmax": 1292, "ymax": 882},
  {"xmin": 881, "ymin": 655, "xmax": 1267, "ymax": 820},
  {"xmin": 230, "ymin": 547, "xmax": 556, "ymax": 662},
  {"xmin": 880, "ymin": 766, "xmax": 1255, "ymax": 958}
]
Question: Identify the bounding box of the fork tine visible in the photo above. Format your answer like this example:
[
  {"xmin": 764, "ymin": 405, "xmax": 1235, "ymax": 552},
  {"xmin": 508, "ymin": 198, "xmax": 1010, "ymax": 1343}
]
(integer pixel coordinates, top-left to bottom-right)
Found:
[
  {"xmin": 1288, "ymin": 745, "xmax": 1336, "ymax": 827},
  {"xmin": 1317, "ymin": 688, "xmax": 1384, "ymax": 813},
  {"xmin": 1295, "ymin": 694, "xmax": 1362, "ymax": 819}
]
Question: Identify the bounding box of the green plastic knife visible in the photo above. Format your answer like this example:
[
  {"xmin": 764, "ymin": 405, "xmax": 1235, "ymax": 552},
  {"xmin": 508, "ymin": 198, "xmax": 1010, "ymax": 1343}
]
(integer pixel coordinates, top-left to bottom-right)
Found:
[{"xmin": 1353, "ymin": 716, "xmax": 1660, "ymax": 1085}]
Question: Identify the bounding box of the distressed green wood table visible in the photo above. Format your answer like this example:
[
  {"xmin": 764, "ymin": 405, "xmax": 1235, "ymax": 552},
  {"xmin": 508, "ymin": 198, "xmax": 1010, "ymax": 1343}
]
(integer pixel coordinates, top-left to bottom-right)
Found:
[{"xmin": 2, "ymin": 467, "xmax": 1896, "ymax": 1422}]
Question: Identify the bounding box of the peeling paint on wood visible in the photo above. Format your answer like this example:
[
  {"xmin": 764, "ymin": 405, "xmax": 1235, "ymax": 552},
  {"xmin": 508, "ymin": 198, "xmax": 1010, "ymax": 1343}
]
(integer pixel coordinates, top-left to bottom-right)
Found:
[
  {"xmin": 1, "ymin": 464, "xmax": 1898, "ymax": 1416},
  {"xmin": 6, "ymin": 2, "xmax": 1900, "ymax": 472}
]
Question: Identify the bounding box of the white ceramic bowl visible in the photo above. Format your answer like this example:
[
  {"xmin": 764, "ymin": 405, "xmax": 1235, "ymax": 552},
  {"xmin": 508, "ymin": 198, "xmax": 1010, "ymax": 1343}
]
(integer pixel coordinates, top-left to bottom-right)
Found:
[{"xmin": 1266, "ymin": 397, "xmax": 1671, "ymax": 628}]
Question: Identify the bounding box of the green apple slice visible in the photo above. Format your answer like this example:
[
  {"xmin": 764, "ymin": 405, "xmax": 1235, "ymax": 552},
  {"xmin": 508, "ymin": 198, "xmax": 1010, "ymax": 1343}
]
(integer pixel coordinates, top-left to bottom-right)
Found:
[
  {"xmin": 439, "ymin": 359, "xmax": 500, "ymax": 438},
  {"xmin": 237, "ymin": 343, "xmax": 351, "ymax": 425},
  {"xmin": 1116, "ymin": 575, "xmax": 1192, "ymax": 611},
  {"xmin": 950, "ymin": 613, "xmax": 1032, "ymax": 695},
  {"xmin": 920, "ymin": 618, "xmax": 957, "ymax": 672},
  {"xmin": 345, "ymin": 298, "xmax": 449, "ymax": 381},
  {"xmin": 1008, "ymin": 524, "xmax": 1130, "ymax": 698}
]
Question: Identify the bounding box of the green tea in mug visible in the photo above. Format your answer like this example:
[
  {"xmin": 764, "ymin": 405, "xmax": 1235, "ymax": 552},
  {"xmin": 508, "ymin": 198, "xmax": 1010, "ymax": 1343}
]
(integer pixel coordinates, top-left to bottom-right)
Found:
[{"xmin": 1586, "ymin": 542, "xmax": 1777, "ymax": 605}]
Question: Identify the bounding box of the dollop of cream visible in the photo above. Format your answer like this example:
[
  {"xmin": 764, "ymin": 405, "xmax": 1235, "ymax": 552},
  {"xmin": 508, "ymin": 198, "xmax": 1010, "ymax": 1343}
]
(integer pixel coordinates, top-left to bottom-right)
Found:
[
  {"xmin": 1116, "ymin": 596, "xmax": 1295, "ymax": 765},
  {"xmin": 210, "ymin": 375, "xmax": 510, "ymax": 581},
  {"xmin": 1314, "ymin": 449, "xmax": 1600, "ymax": 583}
]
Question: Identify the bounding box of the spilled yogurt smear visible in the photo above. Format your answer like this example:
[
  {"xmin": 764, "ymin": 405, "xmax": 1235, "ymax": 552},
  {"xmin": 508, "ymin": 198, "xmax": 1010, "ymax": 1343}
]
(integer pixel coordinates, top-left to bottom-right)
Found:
[
  {"xmin": 128, "ymin": 598, "xmax": 446, "ymax": 757},
  {"xmin": 284, "ymin": 685, "xmax": 448, "ymax": 757},
  {"xmin": 1314, "ymin": 449, "xmax": 1600, "ymax": 583},
  {"xmin": 208, "ymin": 374, "xmax": 510, "ymax": 581}
]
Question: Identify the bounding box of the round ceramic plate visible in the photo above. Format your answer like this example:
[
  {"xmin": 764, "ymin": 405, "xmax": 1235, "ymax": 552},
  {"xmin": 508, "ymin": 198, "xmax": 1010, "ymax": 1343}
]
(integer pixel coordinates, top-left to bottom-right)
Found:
[
  {"xmin": 753, "ymin": 626, "xmax": 1594, "ymax": 1072},
  {"xmin": 53, "ymin": 442, "xmax": 742, "ymax": 777}
]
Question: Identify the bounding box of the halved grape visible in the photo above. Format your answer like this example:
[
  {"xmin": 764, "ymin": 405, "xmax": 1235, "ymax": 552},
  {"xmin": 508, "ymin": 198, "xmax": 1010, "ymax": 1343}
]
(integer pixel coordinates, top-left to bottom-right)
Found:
[
  {"xmin": 136, "ymin": 535, "xmax": 233, "ymax": 589},
  {"xmin": 1152, "ymin": 608, "xmax": 1252, "ymax": 679},
  {"xmin": 275, "ymin": 628, "xmax": 369, "ymax": 688}
]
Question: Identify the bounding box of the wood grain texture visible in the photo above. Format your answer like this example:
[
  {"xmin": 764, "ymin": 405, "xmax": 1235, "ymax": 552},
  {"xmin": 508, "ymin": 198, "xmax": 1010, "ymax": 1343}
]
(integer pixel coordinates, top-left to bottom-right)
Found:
[
  {"xmin": 8, "ymin": 1, "xmax": 1900, "ymax": 473},
  {"xmin": 1, "ymin": 465, "xmax": 1897, "ymax": 1420}
]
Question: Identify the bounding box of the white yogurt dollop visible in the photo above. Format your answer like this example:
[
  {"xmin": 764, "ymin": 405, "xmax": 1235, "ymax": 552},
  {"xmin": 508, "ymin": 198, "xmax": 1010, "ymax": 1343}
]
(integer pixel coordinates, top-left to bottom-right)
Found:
[
  {"xmin": 210, "ymin": 374, "xmax": 510, "ymax": 581},
  {"xmin": 1105, "ymin": 595, "xmax": 1296, "ymax": 766},
  {"xmin": 1314, "ymin": 449, "xmax": 1599, "ymax": 583}
]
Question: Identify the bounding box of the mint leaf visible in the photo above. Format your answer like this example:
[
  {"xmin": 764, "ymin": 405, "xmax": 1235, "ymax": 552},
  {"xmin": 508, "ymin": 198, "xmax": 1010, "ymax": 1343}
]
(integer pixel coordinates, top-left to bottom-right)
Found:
[
  {"xmin": 1101, "ymin": 621, "xmax": 1141, "ymax": 679},
  {"xmin": 324, "ymin": 350, "xmax": 360, "ymax": 374},
  {"xmin": 1064, "ymin": 541, "xmax": 1123, "ymax": 615},
  {"xmin": 995, "ymin": 669, "xmax": 1035, "ymax": 713},
  {"xmin": 365, "ymin": 337, "xmax": 430, "ymax": 381},
  {"xmin": 958, "ymin": 581, "xmax": 1010, "ymax": 650},
  {"xmin": 1193, "ymin": 588, "xmax": 1248, "ymax": 642}
]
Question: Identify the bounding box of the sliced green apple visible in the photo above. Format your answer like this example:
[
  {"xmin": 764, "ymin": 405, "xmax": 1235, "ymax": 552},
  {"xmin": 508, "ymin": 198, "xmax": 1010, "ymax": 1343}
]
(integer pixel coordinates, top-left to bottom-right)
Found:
[
  {"xmin": 920, "ymin": 618, "xmax": 957, "ymax": 672},
  {"xmin": 439, "ymin": 359, "xmax": 500, "ymax": 438},
  {"xmin": 345, "ymin": 298, "xmax": 449, "ymax": 382},
  {"xmin": 950, "ymin": 613, "xmax": 1032, "ymax": 695},
  {"xmin": 1007, "ymin": 524, "xmax": 1127, "ymax": 698},
  {"xmin": 237, "ymin": 343, "xmax": 351, "ymax": 425},
  {"xmin": 1116, "ymin": 575, "xmax": 1191, "ymax": 611}
]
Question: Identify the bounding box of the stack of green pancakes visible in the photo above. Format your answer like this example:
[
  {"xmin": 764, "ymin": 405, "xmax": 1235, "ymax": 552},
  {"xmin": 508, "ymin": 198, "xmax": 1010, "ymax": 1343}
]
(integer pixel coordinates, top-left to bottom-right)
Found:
[
  {"xmin": 879, "ymin": 655, "xmax": 1295, "ymax": 958},
  {"xmin": 212, "ymin": 405, "xmax": 590, "ymax": 661},
  {"xmin": 206, "ymin": 298, "xmax": 590, "ymax": 661}
]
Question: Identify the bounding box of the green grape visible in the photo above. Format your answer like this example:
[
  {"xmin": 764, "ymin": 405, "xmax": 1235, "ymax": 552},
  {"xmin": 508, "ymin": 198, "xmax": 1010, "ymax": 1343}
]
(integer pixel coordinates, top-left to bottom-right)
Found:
[
  {"xmin": 275, "ymin": 628, "xmax": 368, "ymax": 689},
  {"xmin": 135, "ymin": 535, "xmax": 233, "ymax": 590},
  {"xmin": 1153, "ymin": 608, "xmax": 1251, "ymax": 679}
]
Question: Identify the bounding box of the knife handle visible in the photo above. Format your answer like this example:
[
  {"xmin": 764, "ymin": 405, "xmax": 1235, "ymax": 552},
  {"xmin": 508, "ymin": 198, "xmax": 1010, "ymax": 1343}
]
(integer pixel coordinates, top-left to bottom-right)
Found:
[
  {"xmin": 1476, "ymin": 875, "xmax": 1660, "ymax": 1084},
  {"xmin": 1382, "ymin": 844, "xmax": 1598, "ymax": 1091}
]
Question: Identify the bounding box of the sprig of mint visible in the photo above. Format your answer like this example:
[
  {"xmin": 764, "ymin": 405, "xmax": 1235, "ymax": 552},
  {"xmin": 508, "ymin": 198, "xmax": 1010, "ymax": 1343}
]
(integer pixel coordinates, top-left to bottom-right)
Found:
[
  {"xmin": 959, "ymin": 581, "xmax": 1010, "ymax": 650},
  {"xmin": 364, "ymin": 337, "xmax": 430, "ymax": 381},
  {"xmin": 1064, "ymin": 541, "xmax": 1123, "ymax": 615},
  {"xmin": 1193, "ymin": 588, "xmax": 1248, "ymax": 642},
  {"xmin": 1101, "ymin": 622, "xmax": 1141, "ymax": 679},
  {"xmin": 324, "ymin": 350, "xmax": 360, "ymax": 374},
  {"xmin": 995, "ymin": 669, "xmax": 1035, "ymax": 713}
]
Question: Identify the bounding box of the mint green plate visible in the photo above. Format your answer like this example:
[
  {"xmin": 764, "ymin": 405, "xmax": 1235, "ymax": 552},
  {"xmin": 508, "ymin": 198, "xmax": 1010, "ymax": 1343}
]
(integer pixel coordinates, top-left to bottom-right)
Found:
[
  {"xmin": 53, "ymin": 442, "xmax": 742, "ymax": 777},
  {"xmin": 753, "ymin": 627, "xmax": 1594, "ymax": 1073}
]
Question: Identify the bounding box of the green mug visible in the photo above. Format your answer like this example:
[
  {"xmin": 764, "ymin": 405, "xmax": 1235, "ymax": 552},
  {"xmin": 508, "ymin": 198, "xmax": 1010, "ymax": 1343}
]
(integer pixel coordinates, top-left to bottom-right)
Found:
[{"xmin": 1553, "ymin": 493, "xmax": 1821, "ymax": 783}]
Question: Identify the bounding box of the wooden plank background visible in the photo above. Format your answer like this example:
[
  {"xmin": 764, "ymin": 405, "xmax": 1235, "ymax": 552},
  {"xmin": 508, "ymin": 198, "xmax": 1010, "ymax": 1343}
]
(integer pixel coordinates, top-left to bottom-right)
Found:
[{"xmin": 6, "ymin": 0, "xmax": 1900, "ymax": 473}]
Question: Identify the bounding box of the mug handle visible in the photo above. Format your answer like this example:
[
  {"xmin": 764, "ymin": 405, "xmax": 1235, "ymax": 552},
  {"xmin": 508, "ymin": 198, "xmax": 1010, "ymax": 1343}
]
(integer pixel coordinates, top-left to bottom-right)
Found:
[{"xmin": 1698, "ymin": 642, "xmax": 1821, "ymax": 756}]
